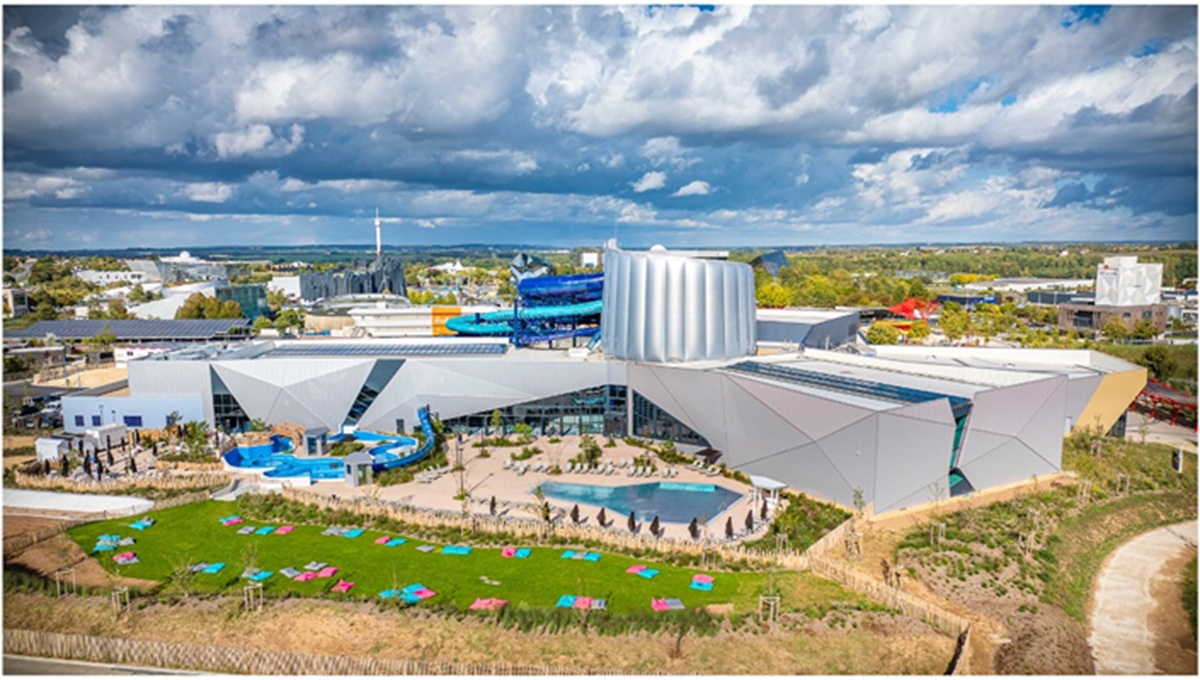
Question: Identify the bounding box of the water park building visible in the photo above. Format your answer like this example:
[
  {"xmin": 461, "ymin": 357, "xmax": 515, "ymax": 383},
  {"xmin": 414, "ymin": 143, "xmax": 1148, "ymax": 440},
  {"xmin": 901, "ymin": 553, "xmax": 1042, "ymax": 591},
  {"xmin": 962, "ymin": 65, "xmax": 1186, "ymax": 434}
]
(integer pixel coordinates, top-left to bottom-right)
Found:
[{"xmin": 62, "ymin": 245, "xmax": 1148, "ymax": 515}]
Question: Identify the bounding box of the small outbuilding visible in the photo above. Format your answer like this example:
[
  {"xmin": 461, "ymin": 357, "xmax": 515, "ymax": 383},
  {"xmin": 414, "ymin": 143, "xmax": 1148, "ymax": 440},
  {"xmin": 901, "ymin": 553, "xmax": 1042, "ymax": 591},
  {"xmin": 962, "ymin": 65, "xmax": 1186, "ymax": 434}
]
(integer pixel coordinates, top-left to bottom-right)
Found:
[
  {"xmin": 35, "ymin": 437, "xmax": 69, "ymax": 462},
  {"xmin": 343, "ymin": 450, "xmax": 374, "ymax": 488}
]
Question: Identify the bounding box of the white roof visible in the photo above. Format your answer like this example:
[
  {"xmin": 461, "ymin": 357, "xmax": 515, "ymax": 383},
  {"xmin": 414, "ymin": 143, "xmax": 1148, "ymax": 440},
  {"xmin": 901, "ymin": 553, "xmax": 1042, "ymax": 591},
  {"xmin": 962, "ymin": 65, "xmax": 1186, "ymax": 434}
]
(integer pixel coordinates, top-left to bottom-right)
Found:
[{"xmin": 749, "ymin": 475, "xmax": 787, "ymax": 490}]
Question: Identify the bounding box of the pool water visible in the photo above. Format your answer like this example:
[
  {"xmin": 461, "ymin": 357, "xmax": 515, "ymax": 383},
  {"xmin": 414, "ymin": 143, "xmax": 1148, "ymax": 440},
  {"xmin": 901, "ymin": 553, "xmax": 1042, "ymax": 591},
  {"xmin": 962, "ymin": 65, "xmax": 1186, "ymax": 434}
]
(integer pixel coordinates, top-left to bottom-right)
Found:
[
  {"xmin": 536, "ymin": 481, "xmax": 742, "ymax": 524},
  {"xmin": 223, "ymin": 432, "xmax": 418, "ymax": 480}
]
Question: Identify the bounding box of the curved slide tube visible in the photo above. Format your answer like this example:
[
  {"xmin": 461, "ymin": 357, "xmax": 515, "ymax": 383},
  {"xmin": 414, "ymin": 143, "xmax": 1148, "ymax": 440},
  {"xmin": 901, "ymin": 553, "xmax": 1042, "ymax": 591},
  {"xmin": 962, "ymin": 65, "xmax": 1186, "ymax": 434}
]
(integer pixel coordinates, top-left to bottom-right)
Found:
[
  {"xmin": 445, "ymin": 273, "xmax": 603, "ymax": 345},
  {"xmin": 372, "ymin": 406, "xmax": 437, "ymax": 471}
]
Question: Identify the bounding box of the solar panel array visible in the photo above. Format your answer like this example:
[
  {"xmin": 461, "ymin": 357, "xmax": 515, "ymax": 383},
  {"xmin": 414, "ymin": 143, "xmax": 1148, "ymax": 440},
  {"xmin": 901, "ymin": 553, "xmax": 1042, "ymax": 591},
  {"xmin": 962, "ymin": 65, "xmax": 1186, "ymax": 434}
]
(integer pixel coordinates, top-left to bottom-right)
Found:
[
  {"xmin": 6, "ymin": 319, "xmax": 250, "ymax": 340},
  {"xmin": 727, "ymin": 360, "xmax": 971, "ymax": 412},
  {"xmin": 268, "ymin": 343, "xmax": 508, "ymax": 357}
]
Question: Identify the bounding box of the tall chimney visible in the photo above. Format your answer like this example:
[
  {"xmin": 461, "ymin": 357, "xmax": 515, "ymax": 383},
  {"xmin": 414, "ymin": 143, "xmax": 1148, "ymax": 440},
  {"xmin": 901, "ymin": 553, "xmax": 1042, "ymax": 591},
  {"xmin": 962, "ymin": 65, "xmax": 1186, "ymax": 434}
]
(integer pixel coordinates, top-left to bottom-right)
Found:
[{"xmin": 375, "ymin": 208, "xmax": 382, "ymax": 258}]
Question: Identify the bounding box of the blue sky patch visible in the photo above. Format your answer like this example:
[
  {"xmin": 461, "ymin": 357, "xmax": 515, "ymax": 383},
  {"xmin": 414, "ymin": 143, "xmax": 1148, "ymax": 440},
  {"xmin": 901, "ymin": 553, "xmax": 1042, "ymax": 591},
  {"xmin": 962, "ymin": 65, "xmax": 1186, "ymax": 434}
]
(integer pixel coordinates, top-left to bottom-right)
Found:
[{"xmin": 1062, "ymin": 5, "xmax": 1110, "ymax": 29}]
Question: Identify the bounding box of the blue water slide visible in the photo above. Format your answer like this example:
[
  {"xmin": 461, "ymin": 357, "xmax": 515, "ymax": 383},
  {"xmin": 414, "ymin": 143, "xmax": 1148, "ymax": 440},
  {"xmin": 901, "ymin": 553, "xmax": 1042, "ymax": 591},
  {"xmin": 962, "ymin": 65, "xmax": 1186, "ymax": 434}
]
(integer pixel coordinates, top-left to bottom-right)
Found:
[
  {"xmin": 372, "ymin": 406, "xmax": 437, "ymax": 470},
  {"xmin": 445, "ymin": 272, "xmax": 604, "ymax": 342}
]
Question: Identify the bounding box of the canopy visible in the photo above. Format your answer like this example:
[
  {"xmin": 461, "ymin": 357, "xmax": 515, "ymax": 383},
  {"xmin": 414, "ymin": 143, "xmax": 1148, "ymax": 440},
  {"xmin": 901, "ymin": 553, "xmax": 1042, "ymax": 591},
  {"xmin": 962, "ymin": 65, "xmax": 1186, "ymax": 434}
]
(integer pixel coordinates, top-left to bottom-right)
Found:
[{"xmin": 748, "ymin": 475, "xmax": 787, "ymax": 491}]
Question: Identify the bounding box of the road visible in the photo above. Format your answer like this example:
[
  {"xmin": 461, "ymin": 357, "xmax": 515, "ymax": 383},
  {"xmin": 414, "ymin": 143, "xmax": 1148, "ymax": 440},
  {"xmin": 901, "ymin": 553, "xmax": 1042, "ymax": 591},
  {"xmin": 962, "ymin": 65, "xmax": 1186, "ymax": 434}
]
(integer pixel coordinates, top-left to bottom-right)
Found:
[
  {"xmin": 1088, "ymin": 520, "xmax": 1198, "ymax": 675},
  {"xmin": 3, "ymin": 655, "xmax": 206, "ymax": 675}
]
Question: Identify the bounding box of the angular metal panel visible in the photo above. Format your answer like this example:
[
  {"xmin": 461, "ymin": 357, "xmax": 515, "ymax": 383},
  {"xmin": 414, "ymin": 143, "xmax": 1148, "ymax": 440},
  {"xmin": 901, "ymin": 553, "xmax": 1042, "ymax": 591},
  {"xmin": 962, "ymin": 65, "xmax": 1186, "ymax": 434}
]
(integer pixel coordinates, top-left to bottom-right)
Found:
[
  {"xmin": 1016, "ymin": 376, "xmax": 1068, "ymax": 470},
  {"xmin": 280, "ymin": 361, "xmax": 375, "ymax": 430},
  {"xmin": 872, "ymin": 412, "xmax": 954, "ymax": 513},
  {"xmin": 738, "ymin": 441, "xmax": 857, "ymax": 508},
  {"xmin": 639, "ymin": 365, "xmax": 731, "ymax": 451},
  {"xmin": 813, "ymin": 414, "xmax": 879, "ymax": 508},
  {"xmin": 967, "ymin": 378, "xmax": 1061, "ymax": 435},
  {"xmin": 211, "ymin": 364, "xmax": 284, "ymax": 423},
  {"xmin": 1064, "ymin": 374, "xmax": 1103, "ymax": 427},
  {"xmin": 727, "ymin": 374, "xmax": 874, "ymax": 441},
  {"xmin": 959, "ymin": 439, "xmax": 1057, "ymax": 490},
  {"xmin": 720, "ymin": 378, "xmax": 812, "ymax": 463}
]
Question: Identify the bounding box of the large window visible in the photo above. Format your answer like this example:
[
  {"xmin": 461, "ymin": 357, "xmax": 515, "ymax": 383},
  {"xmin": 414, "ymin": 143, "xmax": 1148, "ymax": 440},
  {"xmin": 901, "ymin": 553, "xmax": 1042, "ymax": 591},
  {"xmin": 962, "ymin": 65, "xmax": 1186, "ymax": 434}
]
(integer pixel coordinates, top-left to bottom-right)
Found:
[
  {"xmin": 444, "ymin": 384, "xmax": 627, "ymax": 437},
  {"xmin": 211, "ymin": 369, "xmax": 249, "ymax": 432},
  {"xmin": 91, "ymin": 415, "xmax": 102, "ymax": 427},
  {"xmin": 75, "ymin": 415, "xmax": 84, "ymax": 427},
  {"xmin": 123, "ymin": 415, "xmax": 143, "ymax": 427},
  {"xmin": 631, "ymin": 391, "xmax": 710, "ymax": 447}
]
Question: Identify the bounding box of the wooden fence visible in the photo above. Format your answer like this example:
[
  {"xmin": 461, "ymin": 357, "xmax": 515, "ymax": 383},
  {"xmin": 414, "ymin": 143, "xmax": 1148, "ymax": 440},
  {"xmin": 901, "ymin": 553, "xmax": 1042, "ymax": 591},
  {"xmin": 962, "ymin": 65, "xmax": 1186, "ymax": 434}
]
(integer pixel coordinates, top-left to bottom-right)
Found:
[
  {"xmin": 946, "ymin": 624, "xmax": 973, "ymax": 675},
  {"xmin": 3, "ymin": 629, "xmax": 631, "ymax": 675},
  {"xmin": 279, "ymin": 488, "xmax": 811, "ymax": 569},
  {"xmin": 11, "ymin": 471, "xmax": 231, "ymax": 496}
]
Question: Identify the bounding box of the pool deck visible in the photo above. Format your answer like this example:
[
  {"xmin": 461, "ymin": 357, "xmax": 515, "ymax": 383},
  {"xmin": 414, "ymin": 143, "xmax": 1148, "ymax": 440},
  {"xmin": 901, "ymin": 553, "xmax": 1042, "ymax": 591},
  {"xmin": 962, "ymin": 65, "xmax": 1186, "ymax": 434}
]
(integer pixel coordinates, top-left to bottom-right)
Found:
[{"xmin": 296, "ymin": 434, "xmax": 762, "ymax": 543}]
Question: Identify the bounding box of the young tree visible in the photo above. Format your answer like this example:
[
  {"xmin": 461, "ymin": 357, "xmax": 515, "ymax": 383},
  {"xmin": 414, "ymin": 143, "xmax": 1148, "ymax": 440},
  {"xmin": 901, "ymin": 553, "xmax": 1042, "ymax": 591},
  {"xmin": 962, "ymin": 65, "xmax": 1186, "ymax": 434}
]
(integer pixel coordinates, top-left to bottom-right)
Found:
[
  {"xmin": 907, "ymin": 320, "xmax": 932, "ymax": 341},
  {"xmin": 866, "ymin": 323, "xmax": 900, "ymax": 345},
  {"xmin": 89, "ymin": 322, "xmax": 117, "ymax": 348},
  {"xmin": 938, "ymin": 303, "xmax": 970, "ymax": 342},
  {"xmin": 1101, "ymin": 318, "xmax": 1129, "ymax": 342},
  {"xmin": 1131, "ymin": 318, "xmax": 1158, "ymax": 341},
  {"xmin": 755, "ymin": 281, "xmax": 791, "ymax": 309}
]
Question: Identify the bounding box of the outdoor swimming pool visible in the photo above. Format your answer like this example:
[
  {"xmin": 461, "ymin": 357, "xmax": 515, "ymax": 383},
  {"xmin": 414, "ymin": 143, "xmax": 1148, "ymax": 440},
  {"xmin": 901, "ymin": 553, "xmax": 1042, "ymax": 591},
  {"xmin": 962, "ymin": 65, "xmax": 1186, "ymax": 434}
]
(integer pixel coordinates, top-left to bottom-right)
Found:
[
  {"xmin": 223, "ymin": 432, "xmax": 419, "ymax": 480},
  {"xmin": 536, "ymin": 481, "xmax": 742, "ymax": 524}
]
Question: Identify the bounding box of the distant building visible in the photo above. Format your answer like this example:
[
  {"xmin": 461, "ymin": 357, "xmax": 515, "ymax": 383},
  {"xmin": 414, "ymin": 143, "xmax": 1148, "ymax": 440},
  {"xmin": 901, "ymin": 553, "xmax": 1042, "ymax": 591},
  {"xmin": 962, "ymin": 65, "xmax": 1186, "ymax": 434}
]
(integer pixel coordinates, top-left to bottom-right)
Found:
[
  {"xmin": 580, "ymin": 252, "xmax": 600, "ymax": 268},
  {"xmin": 1026, "ymin": 291, "xmax": 1095, "ymax": 306},
  {"xmin": 124, "ymin": 259, "xmax": 164, "ymax": 283},
  {"xmin": 936, "ymin": 294, "xmax": 997, "ymax": 311},
  {"xmin": 216, "ymin": 284, "xmax": 269, "ymax": 320},
  {"xmin": 429, "ymin": 260, "xmax": 467, "ymax": 275},
  {"xmin": 963, "ymin": 277, "xmax": 1091, "ymax": 293},
  {"xmin": 153, "ymin": 251, "xmax": 228, "ymax": 283},
  {"xmin": 1095, "ymin": 256, "xmax": 1163, "ymax": 306},
  {"xmin": 1059, "ymin": 303, "xmax": 1167, "ymax": 334},
  {"xmin": 76, "ymin": 270, "xmax": 147, "ymax": 286},
  {"xmin": 3, "ymin": 288, "xmax": 29, "ymax": 318},
  {"xmin": 299, "ymin": 258, "xmax": 407, "ymax": 303},
  {"xmin": 750, "ymin": 250, "xmax": 789, "ymax": 277},
  {"xmin": 5, "ymin": 319, "xmax": 251, "ymax": 344},
  {"xmin": 510, "ymin": 253, "xmax": 556, "ymax": 283}
]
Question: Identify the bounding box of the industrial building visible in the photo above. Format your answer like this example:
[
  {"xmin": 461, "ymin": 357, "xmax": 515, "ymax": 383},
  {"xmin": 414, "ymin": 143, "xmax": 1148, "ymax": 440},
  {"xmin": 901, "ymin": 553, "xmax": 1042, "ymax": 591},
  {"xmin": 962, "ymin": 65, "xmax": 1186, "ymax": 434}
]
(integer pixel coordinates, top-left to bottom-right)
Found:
[
  {"xmin": 1057, "ymin": 256, "xmax": 1167, "ymax": 334},
  {"xmin": 299, "ymin": 257, "xmax": 407, "ymax": 303},
  {"xmin": 215, "ymin": 284, "xmax": 269, "ymax": 321},
  {"xmin": 63, "ymin": 245, "xmax": 1147, "ymax": 516}
]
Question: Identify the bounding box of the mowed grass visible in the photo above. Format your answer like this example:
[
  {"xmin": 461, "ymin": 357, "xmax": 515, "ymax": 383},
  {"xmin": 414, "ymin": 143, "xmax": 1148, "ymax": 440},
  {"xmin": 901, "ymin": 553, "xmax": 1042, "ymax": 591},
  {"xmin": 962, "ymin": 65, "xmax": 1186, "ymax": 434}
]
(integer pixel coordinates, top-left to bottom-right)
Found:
[{"xmin": 68, "ymin": 501, "xmax": 809, "ymax": 615}]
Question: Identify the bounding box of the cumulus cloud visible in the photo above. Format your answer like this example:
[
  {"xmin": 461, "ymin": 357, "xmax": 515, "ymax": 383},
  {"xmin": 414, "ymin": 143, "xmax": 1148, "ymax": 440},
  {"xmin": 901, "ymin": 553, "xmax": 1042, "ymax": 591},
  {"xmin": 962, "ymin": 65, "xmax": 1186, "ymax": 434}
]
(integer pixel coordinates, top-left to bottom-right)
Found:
[
  {"xmin": 213, "ymin": 123, "xmax": 304, "ymax": 159},
  {"xmin": 630, "ymin": 171, "xmax": 667, "ymax": 193},
  {"xmin": 179, "ymin": 182, "xmax": 233, "ymax": 203},
  {"xmin": 673, "ymin": 180, "xmax": 713, "ymax": 197}
]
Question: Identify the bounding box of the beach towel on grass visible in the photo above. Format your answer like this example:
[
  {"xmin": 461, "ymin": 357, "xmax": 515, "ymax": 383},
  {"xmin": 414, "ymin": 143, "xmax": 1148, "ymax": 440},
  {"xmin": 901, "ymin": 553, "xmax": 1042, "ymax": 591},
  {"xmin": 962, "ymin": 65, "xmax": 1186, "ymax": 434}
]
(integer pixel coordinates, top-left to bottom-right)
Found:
[
  {"xmin": 442, "ymin": 545, "xmax": 471, "ymax": 555},
  {"xmin": 321, "ymin": 527, "xmax": 342, "ymax": 536},
  {"xmin": 303, "ymin": 561, "xmax": 327, "ymax": 571},
  {"xmin": 112, "ymin": 552, "xmax": 135, "ymax": 562},
  {"xmin": 401, "ymin": 584, "xmax": 425, "ymax": 595},
  {"xmin": 128, "ymin": 522, "xmax": 147, "ymax": 531},
  {"xmin": 250, "ymin": 571, "xmax": 273, "ymax": 582},
  {"xmin": 385, "ymin": 538, "xmax": 406, "ymax": 547},
  {"xmin": 279, "ymin": 567, "xmax": 301, "ymax": 579},
  {"xmin": 665, "ymin": 598, "xmax": 685, "ymax": 611},
  {"xmin": 117, "ymin": 538, "xmax": 136, "ymax": 546},
  {"xmin": 275, "ymin": 526, "xmax": 294, "ymax": 535},
  {"xmin": 99, "ymin": 534, "xmax": 122, "ymax": 543},
  {"xmin": 240, "ymin": 567, "xmax": 261, "ymax": 579},
  {"xmin": 219, "ymin": 515, "xmax": 238, "ymax": 523},
  {"xmin": 189, "ymin": 562, "xmax": 209, "ymax": 573},
  {"xmin": 637, "ymin": 569, "xmax": 660, "ymax": 579},
  {"xmin": 692, "ymin": 574, "xmax": 714, "ymax": 584},
  {"xmin": 255, "ymin": 526, "xmax": 276, "ymax": 536},
  {"xmin": 402, "ymin": 593, "xmax": 421, "ymax": 605},
  {"xmin": 690, "ymin": 581, "xmax": 713, "ymax": 591},
  {"xmin": 343, "ymin": 529, "xmax": 364, "ymax": 539},
  {"xmin": 514, "ymin": 548, "xmax": 531, "ymax": 559},
  {"xmin": 375, "ymin": 536, "xmax": 391, "ymax": 545},
  {"xmin": 115, "ymin": 556, "xmax": 139, "ymax": 565},
  {"xmin": 223, "ymin": 518, "xmax": 243, "ymax": 526},
  {"xmin": 555, "ymin": 595, "xmax": 577, "ymax": 608},
  {"xmin": 582, "ymin": 552, "xmax": 601, "ymax": 562},
  {"xmin": 626, "ymin": 564, "xmax": 647, "ymax": 574},
  {"xmin": 415, "ymin": 545, "xmax": 436, "ymax": 553},
  {"xmin": 651, "ymin": 599, "xmax": 670, "ymax": 612},
  {"xmin": 412, "ymin": 588, "xmax": 435, "ymax": 600},
  {"xmin": 590, "ymin": 599, "xmax": 607, "ymax": 611},
  {"xmin": 331, "ymin": 579, "xmax": 354, "ymax": 593},
  {"xmin": 573, "ymin": 597, "xmax": 593, "ymax": 610},
  {"xmin": 501, "ymin": 545, "xmax": 516, "ymax": 558},
  {"xmin": 93, "ymin": 544, "xmax": 116, "ymax": 552},
  {"xmin": 379, "ymin": 589, "xmax": 401, "ymax": 599},
  {"xmin": 202, "ymin": 562, "xmax": 225, "ymax": 574},
  {"xmin": 317, "ymin": 566, "xmax": 338, "ymax": 578},
  {"xmin": 470, "ymin": 598, "xmax": 507, "ymax": 611},
  {"xmin": 294, "ymin": 572, "xmax": 317, "ymax": 582},
  {"xmin": 237, "ymin": 527, "xmax": 256, "ymax": 535},
  {"xmin": 560, "ymin": 550, "xmax": 576, "ymax": 559}
]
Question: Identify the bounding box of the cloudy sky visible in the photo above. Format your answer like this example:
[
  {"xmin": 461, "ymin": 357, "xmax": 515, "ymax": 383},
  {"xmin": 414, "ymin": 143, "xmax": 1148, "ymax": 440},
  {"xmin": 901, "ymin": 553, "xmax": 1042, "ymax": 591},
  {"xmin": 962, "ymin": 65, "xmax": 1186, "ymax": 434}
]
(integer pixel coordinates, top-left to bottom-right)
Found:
[{"xmin": 3, "ymin": 5, "xmax": 1196, "ymax": 250}]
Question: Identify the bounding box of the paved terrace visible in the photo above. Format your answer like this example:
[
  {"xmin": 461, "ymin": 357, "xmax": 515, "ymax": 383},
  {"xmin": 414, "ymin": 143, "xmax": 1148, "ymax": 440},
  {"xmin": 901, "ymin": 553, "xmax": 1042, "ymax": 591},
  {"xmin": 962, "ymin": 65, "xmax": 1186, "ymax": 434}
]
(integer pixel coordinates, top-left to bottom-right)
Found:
[{"xmin": 295, "ymin": 434, "xmax": 765, "ymax": 543}]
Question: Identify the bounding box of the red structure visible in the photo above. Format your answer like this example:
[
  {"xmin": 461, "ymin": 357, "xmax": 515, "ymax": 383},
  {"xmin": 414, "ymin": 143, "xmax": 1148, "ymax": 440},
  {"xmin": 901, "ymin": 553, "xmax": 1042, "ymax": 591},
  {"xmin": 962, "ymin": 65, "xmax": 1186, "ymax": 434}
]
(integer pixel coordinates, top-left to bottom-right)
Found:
[
  {"xmin": 887, "ymin": 297, "xmax": 942, "ymax": 321},
  {"xmin": 1135, "ymin": 378, "xmax": 1197, "ymax": 430}
]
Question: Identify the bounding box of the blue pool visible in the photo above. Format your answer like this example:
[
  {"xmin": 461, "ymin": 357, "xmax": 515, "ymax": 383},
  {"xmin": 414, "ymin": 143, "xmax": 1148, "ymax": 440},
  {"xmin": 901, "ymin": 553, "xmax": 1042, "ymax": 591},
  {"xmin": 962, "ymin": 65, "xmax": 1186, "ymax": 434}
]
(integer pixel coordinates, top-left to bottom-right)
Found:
[
  {"xmin": 223, "ymin": 432, "xmax": 419, "ymax": 480},
  {"xmin": 536, "ymin": 481, "xmax": 742, "ymax": 524}
]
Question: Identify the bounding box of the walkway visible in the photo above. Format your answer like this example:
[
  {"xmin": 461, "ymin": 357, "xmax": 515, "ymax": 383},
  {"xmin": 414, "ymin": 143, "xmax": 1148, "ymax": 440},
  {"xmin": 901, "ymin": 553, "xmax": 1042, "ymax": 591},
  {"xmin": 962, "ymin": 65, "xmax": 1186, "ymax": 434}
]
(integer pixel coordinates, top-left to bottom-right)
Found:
[
  {"xmin": 1088, "ymin": 520, "xmax": 1198, "ymax": 675},
  {"xmin": 3, "ymin": 489, "xmax": 152, "ymax": 518}
]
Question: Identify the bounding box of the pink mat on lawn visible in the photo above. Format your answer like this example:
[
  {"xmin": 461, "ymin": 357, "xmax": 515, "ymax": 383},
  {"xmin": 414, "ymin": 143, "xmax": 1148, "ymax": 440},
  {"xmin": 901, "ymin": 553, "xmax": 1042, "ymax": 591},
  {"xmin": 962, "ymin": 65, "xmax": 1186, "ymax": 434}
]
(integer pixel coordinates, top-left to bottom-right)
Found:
[
  {"xmin": 501, "ymin": 546, "xmax": 516, "ymax": 558},
  {"xmin": 413, "ymin": 588, "xmax": 436, "ymax": 600},
  {"xmin": 651, "ymin": 599, "xmax": 670, "ymax": 612},
  {"xmin": 317, "ymin": 567, "xmax": 338, "ymax": 578},
  {"xmin": 276, "ymin": 525, "xmax": 294, "ymax": 534},
  {"xmin": 223, "ymin": 518, "xmax": 243, "ymax": 525},
  {"xmin": 295, "ymin": 572, "xmax": 317, "ymax": 582},
  {"xmin": 625, "ymin": 564, "xmax": 646, "ymax": 574},
  {"xmin": 692, "ymin": 574, "xmax": 714, "ymax": 584},
  {"xmin": 331, "ymin": 579, "xmax": 354, "ymax": 593},
  {"xmin": 573, "ymin": 597, "xmax": 593, "ymax": 609}
]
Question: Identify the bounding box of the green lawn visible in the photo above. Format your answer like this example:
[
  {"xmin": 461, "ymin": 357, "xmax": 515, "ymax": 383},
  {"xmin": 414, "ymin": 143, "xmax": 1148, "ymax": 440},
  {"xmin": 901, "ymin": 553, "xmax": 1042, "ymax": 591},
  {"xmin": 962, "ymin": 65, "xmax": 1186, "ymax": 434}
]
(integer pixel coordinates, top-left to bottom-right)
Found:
[{"xmin": 68, "ymin": 501, "xmax": 805, "ymax": 615}]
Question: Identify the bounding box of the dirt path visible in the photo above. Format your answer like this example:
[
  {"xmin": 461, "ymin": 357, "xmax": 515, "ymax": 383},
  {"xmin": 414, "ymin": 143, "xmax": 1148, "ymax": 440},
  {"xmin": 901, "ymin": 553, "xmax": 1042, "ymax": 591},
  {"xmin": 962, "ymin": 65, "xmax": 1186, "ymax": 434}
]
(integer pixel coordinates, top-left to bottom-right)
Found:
[{"xmin": 1088, "ymin": 520, "xmax": 1198, "ymax": 675}]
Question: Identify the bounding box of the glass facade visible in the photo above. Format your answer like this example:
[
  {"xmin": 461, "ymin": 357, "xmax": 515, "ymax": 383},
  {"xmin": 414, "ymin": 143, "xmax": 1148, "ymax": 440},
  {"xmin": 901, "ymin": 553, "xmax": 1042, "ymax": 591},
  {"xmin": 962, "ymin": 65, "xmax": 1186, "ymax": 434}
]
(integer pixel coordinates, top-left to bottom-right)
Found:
[
  {"xmin": 211, "ymin": 369, "xmax": 249, "ymax": 432},
  {"xmin": 444, "ymin": 385, "xmax": 627, "ymax": 437},
  {"xmin": 343, "ymin": 359, "xmax": 403, "ymax": 427},
  {"xmin": 631, "ymin": 390, "xmax": 710, "ymax": 447}
]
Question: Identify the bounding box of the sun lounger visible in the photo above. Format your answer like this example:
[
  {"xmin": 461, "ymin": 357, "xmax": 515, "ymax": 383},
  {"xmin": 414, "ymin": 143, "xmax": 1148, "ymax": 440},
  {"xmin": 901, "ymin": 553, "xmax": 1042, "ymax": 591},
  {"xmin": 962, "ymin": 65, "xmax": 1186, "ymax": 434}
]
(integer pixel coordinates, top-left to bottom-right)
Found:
[
  {"xmin": 501, "ymin": 545, "xmax": 516, "ymax": 558},
  {"xmin": 303, "ymin": 561, "xmax": 327, "ymax": 571},
  {"xmin": 514, "ymin": 548, "xmax": 532, "ymax": 558},
  {"xmin": 294, "ymin": 572, "xmax": 317, "ymax": 582},
  {"xmin": 93, "ymin": 544, "xmax": 116, "ymax": 552},
  {"xmin": 401, "ymin": 583, "xmax": 425, "ymax": 595},
  {"xmin": 379, "ymin": 589, "xmax": 401, "ymax": 599},
  {"xmin": 331, "ymin": 579, "xmax": 354, "ymax": 593},
  {"xmin": 202, "ymin": 562, "xmax": 225, "ymax": 574},
  {"xmin": 651, "ymin": 598, "xmax": 670, "ymax": 612},
  {"xmin": 385, "ymin": 538, "xmax": 406, "ymax": 547},
  {"xmin": 189, "ymin": 562, "xmax": 208, "ymax": 572},
  {"xmin": 241, "ymin": 567, "xmax": 261, "ymax": 579},
  {"xmin": 692, "ymin": 574, "xmax": 714, "ymax": 584},
  {"xmin": 279, "ymin": 567, "xmax": 301, "ymax": 579},
  {"xmin": 573, "ymin": 596, "xmax": 593, "ymax": 609},
  {"xmin": 250, "ymin": 570, "xmax": 273, "ymax": 582},
  {"xmin": 375, "ymin": 536, "xmax": 391, "ymax": 545},
  {"xmin": 582, "ymin": 552, "xmax": 601, "ymax": 562},
  {"xmin": 223, "ymin": 518, "xmax": 244, "ymax": 526},
  {"xmin": 591, "ymin": 599, "xmax": 607, "ymax": 610},
  {"xmin": 637, "ymin": 569, "xmax": 659, "ymax": 579},
  {"xmin": 117, "ymin": 537, "xmax": 136, "ymax": 546},
  {"xmin": 275, "ymin": 525, "xmax": 295, "ymax": 535},
  {"xmin": 255, "ymin": 526, "xmax": 276, "ymax": 535},
  {"xmin": 690, "ymin": 581, "xmax": 713, "ymax": 591},
  {"xmin": 560, "ymin": 550, "xmax": 576, "ymax": 559},
  {"xmin": 99, "ymin": 534, "xmax": 122, "ymax": 542},
  {"xmin": 219, "ymin": 515, "xmax": 238, "ymax": 523},
  {"xmin": 238, "ymin": 526, "xmax": 256, "ymax": 535},
  {"xmin": 665, "ymin": 598, "xmax": 685, "ymax": 610},
  {"xmin": 626, "ymin": 564, "xmax": 647, "ymax": 574},
  {"xmin": 115, "ymin": 556, "xmax": 139, "ymax": 565},
  {"xmin": 343, "ymin": 529, "xmax": 364, "ymax": 539},
  {"xmin": 442, "ymin": 545, "xmax": 472, "ymax": 555},
  {"xmin": 321, "ymin": 527, "xmax": 342, "ymax": 536},
  {"xmin": 415, "ymin": 545, "xmax": 436, "ymax": 553},
  {"xmin": 317, "ymin": 566, "xmax": 339, "ymax": 578},
  {"xmin": 412, "ymin": 587, "xmax": 435, "ymax": 600},
  {"xmin": 555, "ymin": 595, "xmax": 577, "ymax": 608},
  {"xmin": 112, "ymin": 551, "xmax": 135, "ymax": 562}
]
